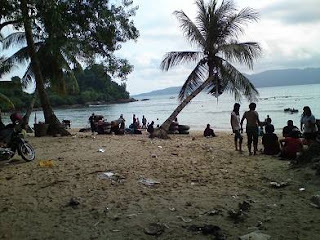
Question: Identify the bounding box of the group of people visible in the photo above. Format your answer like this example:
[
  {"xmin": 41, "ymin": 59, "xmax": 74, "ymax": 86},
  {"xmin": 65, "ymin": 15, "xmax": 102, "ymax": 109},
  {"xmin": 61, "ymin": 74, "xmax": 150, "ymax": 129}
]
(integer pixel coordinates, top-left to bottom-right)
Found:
[
  {"xmin": 131, "ymin": 114, "xmax": 147, "ymax": 129},
  {"xmin": 230, "ymin": 103, "xmax": 318, "ymax": 159}
]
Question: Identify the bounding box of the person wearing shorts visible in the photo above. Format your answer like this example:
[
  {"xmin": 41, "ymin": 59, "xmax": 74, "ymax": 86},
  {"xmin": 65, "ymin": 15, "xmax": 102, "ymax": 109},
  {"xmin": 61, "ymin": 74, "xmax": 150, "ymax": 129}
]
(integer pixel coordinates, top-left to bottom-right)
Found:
[
  {"xmin": 230, "ymin": 103, "xmax": 243, "ymax": 152},
  {"xmin": 240, "ymin": 103, "xmax": 261, "ymax": 155}
]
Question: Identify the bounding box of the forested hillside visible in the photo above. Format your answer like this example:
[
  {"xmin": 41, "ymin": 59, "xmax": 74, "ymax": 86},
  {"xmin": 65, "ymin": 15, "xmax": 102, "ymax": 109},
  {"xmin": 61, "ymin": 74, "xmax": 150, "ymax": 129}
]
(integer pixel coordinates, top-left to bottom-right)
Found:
[{"xmin": 0, "ymin": 64, "xmax": 130, "ymax": 111}]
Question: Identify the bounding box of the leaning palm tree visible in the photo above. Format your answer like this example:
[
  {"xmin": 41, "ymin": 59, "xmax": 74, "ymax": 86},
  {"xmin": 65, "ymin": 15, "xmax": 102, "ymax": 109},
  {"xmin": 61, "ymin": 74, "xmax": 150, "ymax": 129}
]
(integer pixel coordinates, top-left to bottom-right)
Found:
[{"xmin": 158, "ymin": 0, "xmax": 261, "ymax": 134}]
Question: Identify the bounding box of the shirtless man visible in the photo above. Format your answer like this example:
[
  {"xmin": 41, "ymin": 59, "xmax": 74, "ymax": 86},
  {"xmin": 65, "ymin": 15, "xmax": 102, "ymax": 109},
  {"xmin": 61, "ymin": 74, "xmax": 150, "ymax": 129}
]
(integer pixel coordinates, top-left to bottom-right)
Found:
[{"xmin": 240, "ymin": 103, "xmax": 261, "ymax": 155}]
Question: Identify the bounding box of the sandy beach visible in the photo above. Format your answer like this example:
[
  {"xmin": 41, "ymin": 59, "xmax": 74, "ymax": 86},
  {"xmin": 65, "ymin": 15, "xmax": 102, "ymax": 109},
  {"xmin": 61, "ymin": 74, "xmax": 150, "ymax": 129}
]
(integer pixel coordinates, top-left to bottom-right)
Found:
[{"xmin": 0, "ymin": 130, "xmax": 319, "ymax": 239}]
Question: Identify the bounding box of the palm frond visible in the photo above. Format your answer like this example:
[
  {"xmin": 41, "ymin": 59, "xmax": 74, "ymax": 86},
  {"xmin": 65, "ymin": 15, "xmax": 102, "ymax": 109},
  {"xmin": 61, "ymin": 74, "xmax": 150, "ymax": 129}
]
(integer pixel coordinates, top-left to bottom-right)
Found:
[
  {"xmin": 21, "ymin": 65, "xmax": 35, "ymax": 89},
  {"xmin": 195, "ymin": 0, "xmax": 210, "ymax": 37},
  {"xmin": 3, "ymin": 46, "xmax": 30, "ymax": 65},
  {"xmin": 222, "ymin": 7, "xmax": 259, "ymax": 39},
  {"xmin": 178, "ymin": 58, "xmax": 208, "ymax": 101},
  {"xmin": 219, "ymin": 41, "xmax": 261, "ymax": 69},
  {"xmin": 214, "ymin": 58, "xmax": 259, "ymax": 101},
  {"xmin": 173, "ymin": 10, "xmax": 205, "ymax": 47},
  {"xmin": 0, "ymin": 93, "xmax": 15, "ymax": 109},
  {"xmin": 1, "ymin": 32, "xmax": 26, "ymax": 50},
  {"xmin": 0, "ymin": 56, "xmax": 15, "ymax": 78},
  {"xmin": 160, "ymin": 51, "xmax": 203, "ymax": 71}
]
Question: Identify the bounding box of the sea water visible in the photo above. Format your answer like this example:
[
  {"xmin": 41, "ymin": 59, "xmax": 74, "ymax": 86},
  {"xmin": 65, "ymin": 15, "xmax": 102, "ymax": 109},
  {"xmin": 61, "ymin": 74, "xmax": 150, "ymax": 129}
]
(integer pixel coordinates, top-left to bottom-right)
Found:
[{"xmin": 3, "ymin": 84, "xmax": 320, "ymax": 132}]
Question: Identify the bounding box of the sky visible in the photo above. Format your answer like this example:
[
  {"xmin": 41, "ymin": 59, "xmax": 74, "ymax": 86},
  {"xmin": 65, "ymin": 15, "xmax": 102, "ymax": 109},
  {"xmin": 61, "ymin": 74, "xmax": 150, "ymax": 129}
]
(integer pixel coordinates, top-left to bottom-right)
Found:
[
  {"xmin": 1, "ymin": 0, "xmax": 320, "ymax": 95},
  {"xmin": 116, "ymin": 0, "xmax": 320, "ymax": 95}
]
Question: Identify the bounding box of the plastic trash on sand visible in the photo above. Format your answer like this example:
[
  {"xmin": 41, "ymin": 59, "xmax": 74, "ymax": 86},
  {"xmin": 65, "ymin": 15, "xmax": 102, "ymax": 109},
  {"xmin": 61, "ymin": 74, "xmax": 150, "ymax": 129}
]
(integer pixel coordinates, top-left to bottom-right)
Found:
[
  {"xmin": 98, "ymin": 172, "xmax": 125, "ymax": 183},
  {"xmin": 269, "ymin": 181, "xmax": 288, "ymax": 188},
  {"xmin": 138, "ymin": 177, "xmax": 160, "ymax": 186},
  {"xmin": 39, "ymin": 160, "xmax": 53, "ymax": 167},
  {"xmin": 98, "ymin": 148, "xmax": 105, "ymax": 153}
]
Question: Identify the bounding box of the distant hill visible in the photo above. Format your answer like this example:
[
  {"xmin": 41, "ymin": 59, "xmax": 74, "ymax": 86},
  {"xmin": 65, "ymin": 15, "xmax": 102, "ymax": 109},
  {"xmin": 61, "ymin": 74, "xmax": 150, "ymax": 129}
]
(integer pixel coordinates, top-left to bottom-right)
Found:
[
  {"xmin": 134, "ymin": 67, "xmax": 320, "ymax": 97},
  {"xmin": 246, "ymin": 68, "xmax": 320, "ymax": 88}
]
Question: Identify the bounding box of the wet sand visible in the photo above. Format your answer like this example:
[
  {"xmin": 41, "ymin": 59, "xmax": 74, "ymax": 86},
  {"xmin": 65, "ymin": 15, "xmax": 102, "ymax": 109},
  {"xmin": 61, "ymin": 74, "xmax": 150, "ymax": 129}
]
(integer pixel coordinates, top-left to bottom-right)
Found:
[{"xmin": 0, "ymin": 130, "xmax": 319, "ymax": 239}]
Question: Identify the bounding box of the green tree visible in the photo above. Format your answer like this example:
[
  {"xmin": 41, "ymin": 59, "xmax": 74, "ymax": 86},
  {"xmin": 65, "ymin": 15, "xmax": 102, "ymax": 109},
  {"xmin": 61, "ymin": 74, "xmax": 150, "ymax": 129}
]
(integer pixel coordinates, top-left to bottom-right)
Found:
[
  {"xmin": 158, "ymin": 0, "xmax": 261, "ymax": 134},
  {"xmin": 0, "ymin": 0, "xmax": 138, "ymax": 135}
]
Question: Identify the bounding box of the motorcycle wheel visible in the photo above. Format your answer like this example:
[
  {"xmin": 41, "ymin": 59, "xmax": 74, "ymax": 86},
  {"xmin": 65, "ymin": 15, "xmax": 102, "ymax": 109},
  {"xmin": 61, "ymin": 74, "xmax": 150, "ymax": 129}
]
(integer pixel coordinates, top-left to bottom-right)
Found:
[{"xmin": 18, "ymin": 143, "xmax": 35, "ymax": 161}]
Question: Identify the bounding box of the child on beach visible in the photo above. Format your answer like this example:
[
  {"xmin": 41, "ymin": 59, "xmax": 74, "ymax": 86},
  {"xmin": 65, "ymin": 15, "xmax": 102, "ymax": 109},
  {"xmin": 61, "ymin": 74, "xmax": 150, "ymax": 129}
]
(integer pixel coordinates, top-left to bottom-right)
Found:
[
  {"xmin": 230, "ymin": 103, "xmax": 243, "ymax": 152},
  {"xmin": 204, "ymin": 124, "xmax": 216, "ymax": 137},
  {"xmin": 240, "ymin": 103, "xmax": 262, "ymax": 155}
]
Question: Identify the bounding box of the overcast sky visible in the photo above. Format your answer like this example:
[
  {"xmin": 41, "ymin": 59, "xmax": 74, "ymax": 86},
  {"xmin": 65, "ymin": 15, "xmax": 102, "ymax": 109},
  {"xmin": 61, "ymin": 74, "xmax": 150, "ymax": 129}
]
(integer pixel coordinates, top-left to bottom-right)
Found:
[
  {"xmin": 1, "ymin": 0, "xmax": 320, "ymax": 95},
  {"xmin": 117, "ymin": 0, "xmax": 320, "ymax": 95}
]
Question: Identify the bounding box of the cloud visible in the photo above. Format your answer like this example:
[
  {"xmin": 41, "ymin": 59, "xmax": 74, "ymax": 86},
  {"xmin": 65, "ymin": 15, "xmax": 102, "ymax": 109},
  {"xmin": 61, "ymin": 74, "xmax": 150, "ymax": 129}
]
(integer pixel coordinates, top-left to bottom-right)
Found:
[{"xmin": 262, "ymin": 0, "xmax": 320, "ymax": 24}]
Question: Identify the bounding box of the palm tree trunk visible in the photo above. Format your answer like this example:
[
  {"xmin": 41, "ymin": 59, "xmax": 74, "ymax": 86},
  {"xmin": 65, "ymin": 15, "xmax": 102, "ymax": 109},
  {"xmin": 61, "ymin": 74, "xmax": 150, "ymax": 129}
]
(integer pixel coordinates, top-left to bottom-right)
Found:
[
  {"xmin": 160, "ymin": 77, "xmax": 212, "ymax": 132},
  {"xmin": 20, "ymin": 0, "xmax": 70, "ymax": 136},
  {"xmin": 23, "ymin": 92, "xmax": 37, "ymax": 124}
]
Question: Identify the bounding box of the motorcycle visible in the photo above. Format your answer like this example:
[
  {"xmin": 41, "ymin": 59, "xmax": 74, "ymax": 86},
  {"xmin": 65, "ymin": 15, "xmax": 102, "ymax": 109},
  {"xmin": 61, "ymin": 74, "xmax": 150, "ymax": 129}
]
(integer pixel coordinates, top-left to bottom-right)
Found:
[{"xmin": 0, "ymin": 123, "xmax": 35, "ymax": 162}]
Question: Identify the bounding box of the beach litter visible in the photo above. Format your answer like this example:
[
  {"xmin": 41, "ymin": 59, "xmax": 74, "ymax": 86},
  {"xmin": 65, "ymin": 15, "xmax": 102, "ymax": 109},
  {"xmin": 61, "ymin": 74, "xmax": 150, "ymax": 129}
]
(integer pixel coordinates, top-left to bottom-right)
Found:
[
  {"xmin": 144, "ymin": 223, "xmax": 165, "ymax": 236},
  {"xmin": 39, "ymin": 160, "xmax": 53, "ymax": 167},
  {"xmin": 98, "ymin": 172, "xmax": 124, "ymax": 183},
  {"xmin": 177, "ymin": 216, "xmax": 192, "ymax": 223},
  {"xmin": 299, "ymin": 187, "xmax": 306, "ymax": 192},
  {"xmin": 66, "ymin": 197, "xmax": 80, "ymax": 208},
  {"xmin": 239, "ymin": 231, "xmax": 271, "ymax": 240},
  {"xmin": 239, "ymin": 200, "xmax": 251, "ymax": 211},
  {"xmin": 269, "ymin": 181, "xmax": 289, "ymax": 188},
  {"xmin": 201, "ymin": 209, "xmax": 223, "ymax": 216},
  {"xmin": 157, "ymin": 146, "xmax": 163, "ymax": 149},
  {"xmin": 310, "ymin": 193, "xmax": 320, "ymax": 208},
  {"xmin": 98, "ymin": 148, "xmax": 105, "ymax": 153},
  {"xmin": 138, "ymin": 177, "xmax": 160, "ymax": 186}
]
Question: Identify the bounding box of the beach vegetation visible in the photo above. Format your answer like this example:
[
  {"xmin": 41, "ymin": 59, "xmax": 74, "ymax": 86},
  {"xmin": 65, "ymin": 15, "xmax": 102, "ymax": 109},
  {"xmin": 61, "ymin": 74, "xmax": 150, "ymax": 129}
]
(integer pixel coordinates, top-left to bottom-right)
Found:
[
  {"xmin": 0, "ymin": 64, "xmax": 130, "ymax": 111},
  {"xmin": 158, "ymin": 0, "xmax": 261, "ymax": 134},
  {"xmin": 0, "ymin": 0, "xmax": 139, "ymax": 135}
]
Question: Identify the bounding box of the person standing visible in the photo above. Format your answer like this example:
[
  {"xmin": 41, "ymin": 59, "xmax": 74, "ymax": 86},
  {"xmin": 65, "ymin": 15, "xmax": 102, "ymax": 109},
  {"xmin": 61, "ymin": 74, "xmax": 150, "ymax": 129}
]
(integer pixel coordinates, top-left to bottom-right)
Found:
[
  {"xmin": 89, "ymin": 113, "xmax": 96, "ymax": 135},
  {"xmin": 300, "ymin": 106, "xmax": 318, "ymax": 144},
  {"xmin": 230, "ymin": 103, "xmax": 243, "ymax": 152},
  {"xmin": 240, "ymin": 103, "xmax": 261, "ymax": 155},
  {"xmin": 142, "ymin": 115, "xmax": 147, "ymax": 129},
  {"xmin": 132, "ymin": 114, "xmax": 137, "ymax": 125}
]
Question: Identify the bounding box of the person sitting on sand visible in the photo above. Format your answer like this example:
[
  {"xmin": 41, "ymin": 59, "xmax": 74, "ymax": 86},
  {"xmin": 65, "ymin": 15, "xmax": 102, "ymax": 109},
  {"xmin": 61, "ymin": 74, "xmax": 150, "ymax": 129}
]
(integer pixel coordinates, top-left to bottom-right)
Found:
[
  {"xmin": 262, "ymin": 124, "xmax": 280, "ymax": 155},
  {"xmin": 204, "ymin": 124, "xmax": 216, "ymax": 137},
  {"xmin": 282, "ymin": 120, "xmax": 298, "ymax": 137},
  {"xmin": 264, "ymin": 115, "xmax": 274, "ymax": 133},
  {"xmin": 279, "ymin": 128, "xmax": 303, "ymax": 159},
  {"xmin": 230, "ymin": 103, "xmax": 243, "ymax": 152},
  {"xmin": 147, "ymin": 121, "xmax": 154, "ymax": 134},
  {"xmin": 240, "ymin": 103, "xmax": 262, "ymax": 155}
]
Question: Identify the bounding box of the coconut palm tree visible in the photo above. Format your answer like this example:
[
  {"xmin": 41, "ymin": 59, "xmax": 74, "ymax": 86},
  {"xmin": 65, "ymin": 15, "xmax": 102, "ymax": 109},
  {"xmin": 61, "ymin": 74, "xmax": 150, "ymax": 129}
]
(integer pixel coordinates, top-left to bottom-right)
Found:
[
  {"xmin": 0, "ymin": 31, "xmax": 80, "ymax": 94},
  {"xmin": 159, "ymin": 0, "xmax": 261, "ymax": 133}
]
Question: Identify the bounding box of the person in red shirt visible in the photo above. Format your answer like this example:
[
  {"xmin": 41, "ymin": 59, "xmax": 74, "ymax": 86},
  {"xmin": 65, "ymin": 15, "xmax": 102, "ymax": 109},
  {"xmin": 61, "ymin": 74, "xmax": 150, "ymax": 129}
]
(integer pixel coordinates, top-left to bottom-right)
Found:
[{"xmin": 279, "ymin": 128, "xmax": 303, "ymax": 159}]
